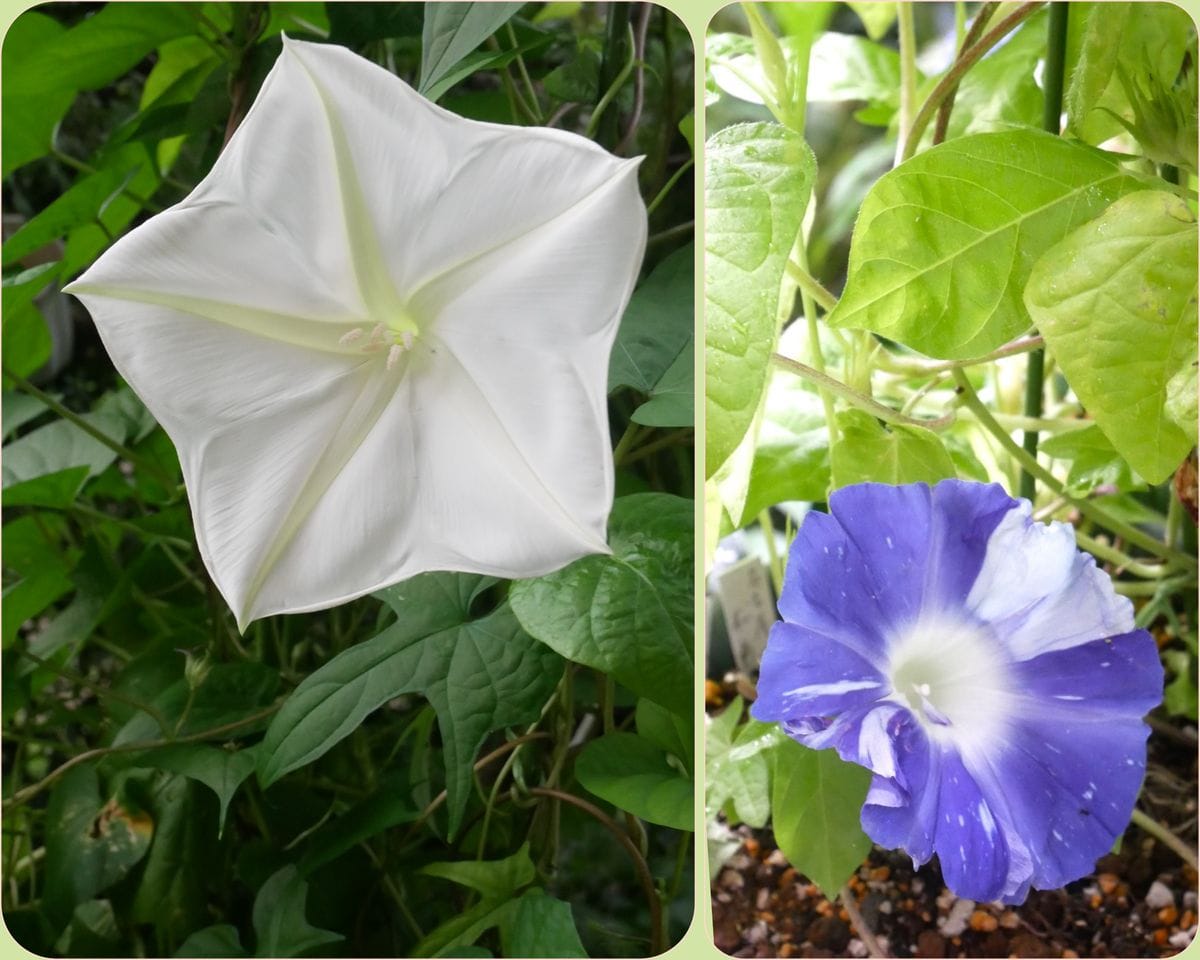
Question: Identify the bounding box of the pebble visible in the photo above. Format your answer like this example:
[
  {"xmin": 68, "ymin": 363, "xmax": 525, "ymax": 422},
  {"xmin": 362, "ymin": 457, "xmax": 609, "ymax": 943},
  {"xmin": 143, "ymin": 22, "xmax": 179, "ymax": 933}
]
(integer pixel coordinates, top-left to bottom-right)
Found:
[
  {"xmin": 1158, "ymin": 904, "xmax": 1179, "ymax": 926},
  {"xmin": 847, "ymin": 939, "xmax": 867, "ymax": 957},
  {"xmin": 969, "ymin": 909, "xmax": 998, "ymax": 932},
  {"xmin": 915, "ymin": 929, "xmax": 945, "ymax": 958},
  {"xmin": 755, "ymin": 887, "xmax": 770, "ymax": 911},
  {"xmin": 939, "ymin": 899, "xmax": 976, "ymax": 937},
  {"xmin": 999, "ymin": 910, "xmax": 1021, "ymax": 929},
  {"xmin": 1145, "ymin": 879, "xmax": 1175, "ymax": 909},
  {"xmin": 1097, "ymin": 872, "xmax": 1120, "ymax": 895},
  {"xmin": 878, "ymin": 899, "xmax": 893, "ymax": 915},
  {"xmin": 1170, "ymin": 930, "xmax": 1196, "ymax": 949}
]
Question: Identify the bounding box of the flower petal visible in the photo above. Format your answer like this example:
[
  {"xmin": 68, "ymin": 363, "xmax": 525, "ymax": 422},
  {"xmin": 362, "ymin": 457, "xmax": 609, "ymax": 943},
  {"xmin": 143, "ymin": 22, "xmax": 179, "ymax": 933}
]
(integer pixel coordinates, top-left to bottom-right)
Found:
[
  {"xmin": 66, "ymin": 199, "xmax": 366, "ymax": 355},
  {"xmin": 400, "ymin": 340, "xmax": 614, "ymax": 573},
  {"xmin": 412, "ymin": 157, "xmax": 645, "ymax": 348},
  {"xmin": 969, "ymin": 712, "xmax": 1152, "ymax": 894},
  {"xmin": 933, "ymin": 749, "xmax": 1011, "ymax": 903},
  {"xmin": 965, "ymin": 499, "xmax": 1135, "ymax": 659},
  {"xmin": 752, "ymin": 621, "xmax": 888, "ymax": 722},
  {"xmin": 278, "ymin": 38, "xmax": 638, "ymax": 300},
  {"xmin": 1012, "ymin": 630, "xmax": 1164, "ymax": 719},
  {"xmin": 860, "ymin": 712, "xmax": 941, "ymax": 864}
]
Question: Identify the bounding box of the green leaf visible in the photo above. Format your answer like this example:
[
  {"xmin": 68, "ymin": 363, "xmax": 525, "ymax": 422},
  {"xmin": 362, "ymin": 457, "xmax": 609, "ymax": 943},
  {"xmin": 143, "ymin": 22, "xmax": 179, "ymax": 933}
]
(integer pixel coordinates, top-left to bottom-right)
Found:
[
  {"xmin": 609, "ymin": 243, "xmax": 693, "ymax": 395},
  {"xmin": 413, "ymin": 898, "xmax": 517, "ymax": 958},
  {"xmin": 706, "ymin": 123, "xmax": 815, "ymax": 474},
  {"xmin": 175, "ymin": 925, "xmax": 246, "ymax": 958},
  {"xmin": 1164, "ymin": 640, "xmax": 1198, "ymax": 721},
  {"xmin": 419, "ymin": 2, "xmax": 524, "ymax": 99},
  {"xmin": 631, "ymin": 345, "xmax": 693, "ymax": 427},
  {"xmin": 113, "ymin": 662, "xmax": 279, "ymax": 745},
  {"xmin": 2, "ymin": 390, "xmax": 48, "ymax": 439},
  {"xmin": 328, "ymin": 3, "xmax": 422, "ymax": 44},
  {"xmin": 2, "ymin": 465, "xmax": 89, "ymax": 509},
  {"xmin": 421, "ymin": 843, "xmax": 536, "ymax": 899},
  {"xmin": 54, "ymin": 900, "xmax": 121, "ymax": 957},
  {"xmin": 296, "ymin": 775, "xmax": 419, "ymax": 874},
  {"xmin": 826, "ymin": 130, "xmax": 1154, "ymax": 359},
  {"xmin": 543, "ymin": 41, "xmax": 602, "ymax": 102},
  {"xmin": 510, "ymin": 493, "xmax": 693, "ymax": 715},
  {"xmin": 1, "ymin": 411, "xmax": 125, "ymax": 490},
  {"xmin": 1166, "ymin": 362, "xmax": 1198, "ymax": 446},
  {"xmin": 259, "ymin": 572, "xmax": 561, "ymax": 837},
  {"xmin": 706, "ymin": 699, "xmax": 776, "ymax": 828},
  {"xmin": 808, "ymin": 33, "xmax": 901, "ymax": 114},
  {"xmin": 42, "ymin": 767, "xmax": 155, "ymax": 928},
  {"xmin": 499, "ymin": 889, "xmax": 588, "ymax": 958},
  {"xmin": 740, "ymin": 373, "xmax": 831, "ymax": 522},
  {"xmin": 3, "ymin": 144, "xmax": 156, "ymax": 268},
  {"xmin": 3, "ymin": 569, "xmax": 74, "ymax": 649},
  {"xmin": 1, "ymin": 13, "xmax": 73, "ymax": 175},
  {"xmin": 1, "ymin": 299, "xmax": 52, "ymax": 381},
  {"xmin": 845, "ymin": 1, "xmax": 896, "ymax": 39},
  {"xmin": 1040, "ymin": 424, "xmax": 1145, "ymax": 494},
  {"xmin": 769, "ymin": 737, "xmax": 872, "ymax": 896},
  {"xmin": 830, "ymin": 409, "xmax": 957, "ymax": 488},
  {"xmin": 943, "ymin": 10, "xmax": 1045, "ymax": 140},
  {"xmin": 252, "ymin": 866, "xmax": 344, "ymax": 958},
  {"xmin": 635, "ymin": 698, "xmax": 692, "ymax": 775},
  {"xmin": 575, "ymin": 731, "xmax": 693, "ymax": 830},
  {"xmin": 1066, "ymin": 3, "xmax": 1194, "ymax": 147},
  {"xmin": 1026, "ymin": 190, "xmax": 1197, "ymax": 484},
  {"xmin": 130, "ymin": 776, "xmax": 212, "ymax": 942},
  {"xmin": 13, "ymin": 3, "xmax": 195, "ymax": 95},
  {"xmin": 147, "ymin": 743, "xmax": 259, "ymax": 837},
  {"xmin": 2, "ymin": 261, "xmax": 58, "ymax": 314}
]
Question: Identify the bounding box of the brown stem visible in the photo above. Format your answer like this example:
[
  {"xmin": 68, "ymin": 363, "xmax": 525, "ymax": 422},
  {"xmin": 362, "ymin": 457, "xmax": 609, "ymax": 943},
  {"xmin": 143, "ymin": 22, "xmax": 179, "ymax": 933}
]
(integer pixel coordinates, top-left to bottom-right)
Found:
[
  {"xmin": 4, "ymin": 702, "xmax": 281, "ymax": 810},
  {"xmin": 529, "ymin": 786, "xmax": 665, "ymax": 955},
  {"xmin": 615, "ymin": 3, "xmax": 653, "ymax": 155},
  {"xmin": 841, "ymin": 884, "xmax": 887, "ymax": 957},
  {"xmin": 932, "ymin": 2, "xmax": 1000, "ymax": 144},
  {"xmin": 902, "ymin": 2, "xmax": 1045, "ymax": 161}
]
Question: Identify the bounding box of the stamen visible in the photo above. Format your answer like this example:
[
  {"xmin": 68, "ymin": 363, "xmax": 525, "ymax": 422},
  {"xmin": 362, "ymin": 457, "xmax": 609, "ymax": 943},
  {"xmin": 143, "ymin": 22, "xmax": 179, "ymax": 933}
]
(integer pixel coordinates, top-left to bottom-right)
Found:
[
  {"xmin": 386, "ymin": 343, "xmax": 404, "ymax": 370},
  {"xmin": 338, "ymin": 327, "xmax": 364, "ymax": 345},
  {"xmin": 402, "ymin": 331, "xmax": 414, "ymax": 351}
]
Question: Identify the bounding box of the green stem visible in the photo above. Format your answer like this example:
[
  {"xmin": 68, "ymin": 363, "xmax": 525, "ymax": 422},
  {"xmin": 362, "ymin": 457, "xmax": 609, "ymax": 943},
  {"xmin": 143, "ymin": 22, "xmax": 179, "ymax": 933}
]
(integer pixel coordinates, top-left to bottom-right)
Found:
[
  {"xmin": 1020, "ymin": 3, "xmax": 1069, "ymax": 500},
  {"xmin": 901, "ymin": 2, "xmax": 1045, "ymax": 161},
  {"xmin": 1074, "ymin": 531, "xmax": 1169, "ymax": 580},
  {"xmin": 612, "ymin": 420, "xmax": 646, "ymax": 466},
  {"xmin": 784, "ymin": 259, "xmax": 838, "ymax": 313},
  {"xmin": 586, "ymin": 23, "xmax": 636, "ymax": 141},
  {"xmin": 895, "ymin": 2, "xmax": 918, "ymax": 167},
  {"xmin": 774, "ymin": 354, "xmax": 955, "ymax": 431},
  {"xmin": 4, "ymin": 368, "xmax": 177, "ymax": 489},
  {"xmin": 1041, "ymin": 4, "xmax": 1069, "ymax": 134},
  {"xmin": 791, "ymin": 243, "xmax": 841, "ymax": 446},
  {"xmin": 759, "ymin": 510, "xmax": 783, "ymax": 595},
  {"xmin": 646, "ymin": 157, "xmax": 694, "ymax": 217},
  {"xmin": 1130, "ymin": 808, "xmax": 1198, "ymax": 869},
  {"xmin": 952, "ymin": 368, "xmax": 1198, "ymax": 569},
  {"xmin": 506, "ymin": 23, "xmax": 542, "ymax": 122}
]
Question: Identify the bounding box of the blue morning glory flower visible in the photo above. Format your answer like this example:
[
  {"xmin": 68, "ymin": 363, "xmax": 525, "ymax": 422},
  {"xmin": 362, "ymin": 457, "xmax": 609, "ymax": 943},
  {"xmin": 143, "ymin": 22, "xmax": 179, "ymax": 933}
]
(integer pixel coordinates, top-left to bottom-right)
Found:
[{"xmin": 751, "ymin": 479, "xmax": 1163, "ymax": 904}]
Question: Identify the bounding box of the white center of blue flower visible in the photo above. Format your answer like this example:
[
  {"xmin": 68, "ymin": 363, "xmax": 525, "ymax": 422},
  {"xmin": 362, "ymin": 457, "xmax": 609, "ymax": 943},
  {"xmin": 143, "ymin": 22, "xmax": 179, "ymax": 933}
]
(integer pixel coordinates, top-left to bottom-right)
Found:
[{"xmin": 885, "ymin": 613, "xmax": 1014, "ymax": 751}]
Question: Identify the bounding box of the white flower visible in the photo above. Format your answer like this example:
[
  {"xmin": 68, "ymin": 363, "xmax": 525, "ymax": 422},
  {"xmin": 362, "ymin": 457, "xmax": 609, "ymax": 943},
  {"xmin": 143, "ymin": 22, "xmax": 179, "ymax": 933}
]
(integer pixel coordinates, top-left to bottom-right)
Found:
[{"xmin": 65, "ymin": 37, "xmax": 646, "ymax": 629}]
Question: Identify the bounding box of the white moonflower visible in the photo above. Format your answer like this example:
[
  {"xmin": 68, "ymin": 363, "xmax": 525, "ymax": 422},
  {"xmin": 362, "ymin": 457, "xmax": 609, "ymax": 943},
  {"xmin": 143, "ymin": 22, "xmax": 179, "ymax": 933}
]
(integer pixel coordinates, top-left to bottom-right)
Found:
[{"xmin": 66, "ymin": 37, "xmax": 647, "ymax": 629}]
